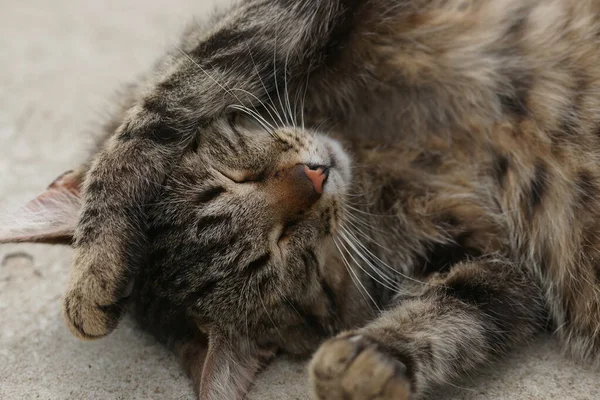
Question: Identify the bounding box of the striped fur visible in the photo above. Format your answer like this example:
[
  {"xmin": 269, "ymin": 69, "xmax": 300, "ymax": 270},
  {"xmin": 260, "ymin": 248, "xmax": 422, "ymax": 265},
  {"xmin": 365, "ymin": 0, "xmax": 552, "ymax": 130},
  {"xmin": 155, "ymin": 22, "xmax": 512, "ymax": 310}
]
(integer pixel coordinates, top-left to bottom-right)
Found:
[{"xmin": 9, "ymin": 0, "xmax": 600, "ymax": 398}]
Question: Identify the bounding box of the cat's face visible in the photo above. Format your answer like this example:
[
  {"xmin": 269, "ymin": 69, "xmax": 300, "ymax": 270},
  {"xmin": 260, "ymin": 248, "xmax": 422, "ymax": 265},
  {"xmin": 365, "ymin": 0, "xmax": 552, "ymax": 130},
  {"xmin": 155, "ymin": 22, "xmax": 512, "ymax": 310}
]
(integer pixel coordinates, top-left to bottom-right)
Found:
[{"xmin": 142, "ymin": 115, "xmax": 351, "ymax": 353}]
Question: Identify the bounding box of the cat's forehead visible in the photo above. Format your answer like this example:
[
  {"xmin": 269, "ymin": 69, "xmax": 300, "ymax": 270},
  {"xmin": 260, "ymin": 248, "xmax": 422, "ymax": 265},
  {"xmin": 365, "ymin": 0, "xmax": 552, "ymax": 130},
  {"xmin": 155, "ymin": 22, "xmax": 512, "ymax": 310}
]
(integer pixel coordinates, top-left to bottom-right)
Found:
[{"xmin": 192, "ymin": 118, "xmax": 317, "ymax": 168}]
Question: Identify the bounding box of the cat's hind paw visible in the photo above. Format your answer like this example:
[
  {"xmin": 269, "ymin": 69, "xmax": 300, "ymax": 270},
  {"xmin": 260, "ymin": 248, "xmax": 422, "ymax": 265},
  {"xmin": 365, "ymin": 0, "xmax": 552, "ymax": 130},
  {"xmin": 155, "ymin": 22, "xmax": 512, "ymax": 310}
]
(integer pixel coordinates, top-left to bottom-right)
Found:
[{"xmin": 309, "ymin": 334, "xmax": 411, "ymax": 400}]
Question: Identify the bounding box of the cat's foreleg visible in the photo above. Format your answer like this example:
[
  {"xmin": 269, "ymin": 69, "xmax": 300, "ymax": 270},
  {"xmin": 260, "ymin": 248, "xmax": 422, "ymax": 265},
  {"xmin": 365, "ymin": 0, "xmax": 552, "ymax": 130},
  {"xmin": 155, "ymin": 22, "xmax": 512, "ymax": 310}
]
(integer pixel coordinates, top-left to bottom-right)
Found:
[{"xmin": 309, "ymin": 258, "xmax": 545, "ymax": 399}]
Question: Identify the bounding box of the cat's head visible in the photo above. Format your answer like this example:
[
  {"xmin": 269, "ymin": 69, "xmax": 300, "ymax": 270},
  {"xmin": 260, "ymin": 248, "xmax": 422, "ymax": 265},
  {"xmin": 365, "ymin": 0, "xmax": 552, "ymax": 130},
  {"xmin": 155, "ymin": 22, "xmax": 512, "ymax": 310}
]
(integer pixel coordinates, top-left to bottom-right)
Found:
[
  {"xmin": 0, "ymin": 115, "xmax": 371, "ymax": 398},
  {"xmin": 140, "ymin": 115, "xmax": 353, "ymax": 348}
]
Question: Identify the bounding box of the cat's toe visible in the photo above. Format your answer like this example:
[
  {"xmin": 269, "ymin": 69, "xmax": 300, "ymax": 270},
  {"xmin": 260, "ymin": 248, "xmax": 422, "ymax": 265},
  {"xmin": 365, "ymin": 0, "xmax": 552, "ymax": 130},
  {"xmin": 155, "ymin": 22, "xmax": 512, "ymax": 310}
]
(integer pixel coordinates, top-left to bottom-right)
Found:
[
  {"xmin": 309, "ymin": 334, "xmax": 411, "ymax": 400},
  {"xmin": 62, "ymin": 278, "xmax": 129, "ymax": 340}
]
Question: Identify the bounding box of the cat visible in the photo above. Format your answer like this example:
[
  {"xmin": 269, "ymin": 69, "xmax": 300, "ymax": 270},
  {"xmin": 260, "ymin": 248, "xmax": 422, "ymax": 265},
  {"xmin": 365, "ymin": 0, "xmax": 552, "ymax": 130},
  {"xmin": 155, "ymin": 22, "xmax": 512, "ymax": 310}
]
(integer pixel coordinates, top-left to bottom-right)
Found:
[{"xmin": 3, "ymin": 0, "xmax": 600, "ymax": 398}]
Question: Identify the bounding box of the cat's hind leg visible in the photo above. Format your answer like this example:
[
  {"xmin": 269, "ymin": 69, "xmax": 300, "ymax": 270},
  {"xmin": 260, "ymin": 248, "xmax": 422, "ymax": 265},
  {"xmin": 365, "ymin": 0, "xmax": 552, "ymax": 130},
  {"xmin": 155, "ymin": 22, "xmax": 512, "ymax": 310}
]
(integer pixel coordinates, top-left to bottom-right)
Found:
[{"xmin": 309, "ymin": 257, "xmax": 545, "ymax": 399}]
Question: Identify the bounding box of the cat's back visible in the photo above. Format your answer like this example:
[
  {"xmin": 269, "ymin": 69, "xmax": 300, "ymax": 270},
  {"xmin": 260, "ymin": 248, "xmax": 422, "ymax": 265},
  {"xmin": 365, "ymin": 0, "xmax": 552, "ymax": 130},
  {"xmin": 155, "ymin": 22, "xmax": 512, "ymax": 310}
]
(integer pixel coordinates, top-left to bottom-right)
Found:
[{"xmin": 315, "ymin": 0, "xmax": 600, "ymax": 144}]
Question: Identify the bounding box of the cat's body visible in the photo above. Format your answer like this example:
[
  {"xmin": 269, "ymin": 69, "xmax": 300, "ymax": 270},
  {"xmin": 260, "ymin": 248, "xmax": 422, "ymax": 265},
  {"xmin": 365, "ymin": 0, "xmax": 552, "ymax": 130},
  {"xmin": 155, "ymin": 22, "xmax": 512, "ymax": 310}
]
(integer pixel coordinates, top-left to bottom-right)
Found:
[{"xmin": 4, "ymin": 0, "xmax": 600, "ymax": 399}]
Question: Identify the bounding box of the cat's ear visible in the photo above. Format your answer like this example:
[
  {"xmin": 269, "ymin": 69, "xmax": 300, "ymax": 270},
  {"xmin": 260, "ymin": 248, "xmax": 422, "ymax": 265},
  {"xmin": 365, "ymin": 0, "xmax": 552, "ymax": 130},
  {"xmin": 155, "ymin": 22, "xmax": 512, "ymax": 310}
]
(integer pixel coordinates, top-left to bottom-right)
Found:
[
  {"xmin": 0, "ymin": 169, "xmax": 83, "ymax": 245},
  {"xmin": 199, "ymin": 330, "xmax": 276, "ymax": 400}
]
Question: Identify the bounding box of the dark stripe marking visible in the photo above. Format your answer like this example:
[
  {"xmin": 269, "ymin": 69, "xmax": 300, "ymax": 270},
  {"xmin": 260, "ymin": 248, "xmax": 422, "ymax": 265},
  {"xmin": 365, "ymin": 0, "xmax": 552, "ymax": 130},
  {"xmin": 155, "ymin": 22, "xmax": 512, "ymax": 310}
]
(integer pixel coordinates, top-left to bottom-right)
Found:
[
  {"xmin": 196, "ymin": 215, "xmax": 228, "ymax": 233},
  {"xmin": 192, "ymin": 28, "xmax": 260, "ymax": 60},
  {"xmin": 499, "ymin": 73, "xmax": 532, "ymax": 120},
  {"xmin": 527, "ymin": 161, "xmax": 548, "ymax": 217},
  {"xmin": 246, "ymin": 253, "xmax": 271, "ymax": 274},
  {"xmin": 195, "ymin": 187, "xmax": 226, "ymax": 204},
  {"xmin": 418, "ymin": 235, "xmax": 481, "ymax": 275},
  {"xmin": 182, "ymin": 278, "xmax": 220, "ymax": 308},
  {"xmin": 301, "ymin": 248, "xmax": 319, "ymax": 276},
  {"xmin": 412, "ymin": 151, "xmax": 443, "ymax": 170},
  {"xmin": 492, "ymin": 152, "xmax": 510, "ymax": 188}
]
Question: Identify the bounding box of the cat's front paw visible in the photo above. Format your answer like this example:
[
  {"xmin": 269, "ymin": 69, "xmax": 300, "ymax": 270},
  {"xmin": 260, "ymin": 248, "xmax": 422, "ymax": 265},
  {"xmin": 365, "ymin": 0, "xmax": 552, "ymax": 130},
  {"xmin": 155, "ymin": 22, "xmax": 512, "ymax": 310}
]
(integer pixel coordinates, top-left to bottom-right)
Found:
[
  {"xmin": 62, "ymin": 252, "xmax": 132, "ymax": 340},
  {"xmin": 309, "ymin": 334, "xmax": 411, "ymax": 400}
]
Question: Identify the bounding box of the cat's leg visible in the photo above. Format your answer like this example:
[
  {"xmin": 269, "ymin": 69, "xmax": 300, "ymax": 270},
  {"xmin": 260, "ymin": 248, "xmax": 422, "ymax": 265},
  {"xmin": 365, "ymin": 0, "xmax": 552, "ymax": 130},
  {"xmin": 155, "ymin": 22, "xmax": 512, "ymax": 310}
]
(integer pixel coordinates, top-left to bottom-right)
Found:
[
  {"xmin": 0, "ymin": 82, "xmax": 144, "ymax": 245},
  {"xmin": 309, "ymin": 258, "xmax": 545, "ymax": 400}
]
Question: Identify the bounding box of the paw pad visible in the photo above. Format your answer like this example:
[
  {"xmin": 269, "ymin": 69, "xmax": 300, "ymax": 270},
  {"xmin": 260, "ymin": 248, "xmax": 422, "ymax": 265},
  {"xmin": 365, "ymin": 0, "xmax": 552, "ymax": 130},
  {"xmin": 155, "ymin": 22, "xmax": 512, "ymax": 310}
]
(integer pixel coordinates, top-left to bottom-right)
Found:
[{"xmin": 310, "ymin": 334, "xmax": 411, "ymax": 400}]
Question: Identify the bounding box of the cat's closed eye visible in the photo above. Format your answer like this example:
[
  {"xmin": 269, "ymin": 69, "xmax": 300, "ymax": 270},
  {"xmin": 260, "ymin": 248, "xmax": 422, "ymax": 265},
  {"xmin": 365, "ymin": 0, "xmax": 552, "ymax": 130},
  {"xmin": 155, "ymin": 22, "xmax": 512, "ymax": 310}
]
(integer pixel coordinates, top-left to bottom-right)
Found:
[{"xmin": 215, "ymin": 168, "xmax": 265, "ymax": 184}]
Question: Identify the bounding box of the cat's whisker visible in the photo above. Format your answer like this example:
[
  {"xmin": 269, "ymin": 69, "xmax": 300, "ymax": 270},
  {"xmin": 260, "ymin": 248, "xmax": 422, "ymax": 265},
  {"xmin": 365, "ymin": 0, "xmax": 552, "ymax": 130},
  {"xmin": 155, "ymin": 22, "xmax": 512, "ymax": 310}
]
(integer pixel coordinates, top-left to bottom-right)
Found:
[
  {"xmin": 333, "ymin": 238, "xmax": 381, "ymax": 312},
  {"xmin": 227, "ymin": 104, "xmax": 281, "ymax": 138},
  {"xmin": 272, "ymin": 34, "xmax": 291, "ymax": 126},
  {"xmin": 244, "ymin": 42, "xmax": 286, "ymax": 127},
  {"xmin": 174, "ymin": 45, "xmax": 248, "ymax": 112},
  {"xmin": 312, "ymin": 118, "xmax": 333, "ymax": 134},
  {"xmin": 258, "ymin": 285, "xmax": 285, "ymax": 341},
  {"xmin": 341, "ymin": 216, "xmax": 394, "ymax": 250},
  {"xmin": 344, "ymin": 192, "xmax": 370, "ymax": 197},
  {"xmin": 176, "ymin": 45, "xmax": 279, "ymax": 138},
  {"xmin": 299, "ymin": 58, "xmax": 313, "ymax": 131},
  {"xmin": 342, "ymin": 211, "xmax": 389, "ymax": 235},
  {"xmin": 340, "ymin": 225, "xmax": 436, "ymax": 288},
  {"xmin": 178, "ymin": 44, "xmax": 284, "ymax": 139},
  {"xmin": 283, "ymin": 48, "xmax": 296, "ymax": 128},
  {"xmin": 225, "ymin": 84, "xmax": 281, "ymax": 127},
  {"xmin": 228, "ymin": 104, "xmax": 276, "ymax": 134},
  {"xmin": 275, "ymin": 286, "xmax": 303, "ymax": 321},
  {"xmin": 291, "ymin": 62, "xmax": 306, "ymax": 131},
  {"xmin": 345, "ymin": 204, "xmax": 396, "ymax": 218},
  {"xmin": 339, "ymin": 229, "xmax": 401, "ymax": 286},
  {"xmin": 345, "ymin": 196, "xmax": 383, "ymax": 208},
  {"xmin": 342, "ymin": 215, "xmax": 392, "ymax": 244},
  {"xmin": 226, "ymin": 90, "xmax": 278, "ymax": 132},
  {"xmin": 337, "ymin": 233, "xmax": 405, "ymax": 294},
  {"xmin": 345, "ymin": 195, "xmax": 381, "ymax": 208}
]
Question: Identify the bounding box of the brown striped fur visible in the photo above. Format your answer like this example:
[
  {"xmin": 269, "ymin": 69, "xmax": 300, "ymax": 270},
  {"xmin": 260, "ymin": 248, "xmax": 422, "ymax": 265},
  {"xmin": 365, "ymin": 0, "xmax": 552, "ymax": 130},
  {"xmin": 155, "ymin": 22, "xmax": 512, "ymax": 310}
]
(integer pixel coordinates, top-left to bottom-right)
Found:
[{"xmin": 4, "ymin": 0, "xmax": 600, "ymax": 399}]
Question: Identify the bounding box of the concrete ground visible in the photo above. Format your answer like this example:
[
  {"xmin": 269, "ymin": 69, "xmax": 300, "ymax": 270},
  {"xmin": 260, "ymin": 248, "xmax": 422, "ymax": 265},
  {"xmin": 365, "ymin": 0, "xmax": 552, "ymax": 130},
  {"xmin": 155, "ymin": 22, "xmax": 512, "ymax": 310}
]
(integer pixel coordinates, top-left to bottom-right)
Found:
[{"xmin": 0, "ymin": 0, "xmax": 598, "ymax": 398}]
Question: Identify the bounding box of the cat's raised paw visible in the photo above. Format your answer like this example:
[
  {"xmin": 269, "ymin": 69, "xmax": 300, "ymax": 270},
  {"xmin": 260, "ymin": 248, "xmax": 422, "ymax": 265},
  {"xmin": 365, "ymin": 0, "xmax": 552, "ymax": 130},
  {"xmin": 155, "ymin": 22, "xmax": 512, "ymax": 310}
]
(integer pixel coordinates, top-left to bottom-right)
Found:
[
  {"xmin": 309, "ymin": 334, "xmax": 411, "ymax": 400},
  {"xmin": 62, "ymin": 274, "xmax": 131, "ymax": 340}
]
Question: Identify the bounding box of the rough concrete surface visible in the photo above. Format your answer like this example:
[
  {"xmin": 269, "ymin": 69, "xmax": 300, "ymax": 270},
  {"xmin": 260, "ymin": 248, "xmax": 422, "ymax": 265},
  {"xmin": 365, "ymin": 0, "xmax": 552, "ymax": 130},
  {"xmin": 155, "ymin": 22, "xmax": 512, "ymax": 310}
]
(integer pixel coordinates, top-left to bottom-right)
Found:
[{"xmin": 0, "ymin": 0, "xmax": 598, "ymax": 399}]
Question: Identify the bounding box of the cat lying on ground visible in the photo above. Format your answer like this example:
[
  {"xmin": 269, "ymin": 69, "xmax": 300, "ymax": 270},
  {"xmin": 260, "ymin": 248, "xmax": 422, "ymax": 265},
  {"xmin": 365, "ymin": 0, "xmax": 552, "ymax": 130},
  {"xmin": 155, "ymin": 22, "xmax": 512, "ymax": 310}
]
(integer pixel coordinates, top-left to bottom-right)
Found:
[{"xmin": 3, "ymin": 0, "xmax": 600, "ymax": 399}]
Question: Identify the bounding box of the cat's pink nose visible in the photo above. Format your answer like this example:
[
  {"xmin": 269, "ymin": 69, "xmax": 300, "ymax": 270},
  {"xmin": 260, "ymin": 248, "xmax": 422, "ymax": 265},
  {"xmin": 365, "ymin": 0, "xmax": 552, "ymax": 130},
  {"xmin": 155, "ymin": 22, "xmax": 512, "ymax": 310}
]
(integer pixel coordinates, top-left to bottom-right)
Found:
[
  {"xmin": 270, "ymin": 165, "xmax": 328, "ymax": 216},
  {"xmin": 303, "ymin": 165, "xmax": 329, "ymax": 193}
]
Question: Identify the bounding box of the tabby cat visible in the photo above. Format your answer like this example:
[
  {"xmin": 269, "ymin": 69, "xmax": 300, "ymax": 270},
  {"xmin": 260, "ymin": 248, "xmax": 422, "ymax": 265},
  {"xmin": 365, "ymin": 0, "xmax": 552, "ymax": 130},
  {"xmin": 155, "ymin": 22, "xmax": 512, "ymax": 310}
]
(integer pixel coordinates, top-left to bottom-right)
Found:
[{"xmin": 3, "ymin": 0, "xmax": 600, "ymax": 398}]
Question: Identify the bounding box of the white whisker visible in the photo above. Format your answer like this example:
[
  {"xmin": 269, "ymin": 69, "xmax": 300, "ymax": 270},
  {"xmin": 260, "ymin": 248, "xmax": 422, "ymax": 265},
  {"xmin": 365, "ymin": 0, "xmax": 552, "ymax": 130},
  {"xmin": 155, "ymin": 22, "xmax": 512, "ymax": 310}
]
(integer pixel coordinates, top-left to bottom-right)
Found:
[
  {"xmin": 338, "ymin": 233, "xmax": 404, "ymax": 294},
  {"xmin": 300, "ymin": 59, "xmax": 313, "ymax": 130},
  {"xmin": 346, "ymin": 204, "xmax": 395, "ymax": 218},
  {"xmin": 227, "ymin": 88, "xmax": 278, "ymax": 128},
  {"xmin": 339, "ymin": 229, "xmax": 401, "ymax": 286},
  {"xmin": 333, "ymin": 238, "xmax": 380, "ymax": 312},
  {"xmin": 228, "ymin": 104, "xmax": 276, "ymax": 134},
  {"xmin": 176, "ymin": 46, "xmax": 279, "ymax": 138},
  {"xmin": 244, "ymin": 42, "xmax": 285, "ymax": 127},
  {"xmin": 283, "ymin": 49, "xmax": 296, "ymax": 127},
  {"xmin": 258, "ymin": 286, "xmax": 284, "ymax": 341},
  {"xmin": 272, "ymin": 35, "xmax": 290, "ymax": 126},
  {"xmin": 175, "ymin": 45, "xmax": 243, "ymax": 107},
  {"xmin": 343, "ymin": 211, "xmax": 389, "ymax": 235},
  {"xmin": 339, "ymin": 216, "xmax": 436, "ymax": 287}
]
